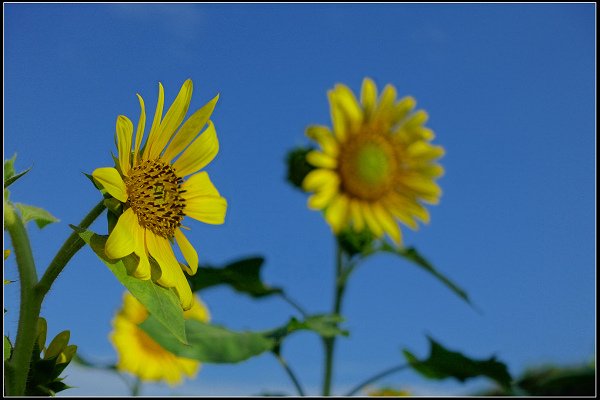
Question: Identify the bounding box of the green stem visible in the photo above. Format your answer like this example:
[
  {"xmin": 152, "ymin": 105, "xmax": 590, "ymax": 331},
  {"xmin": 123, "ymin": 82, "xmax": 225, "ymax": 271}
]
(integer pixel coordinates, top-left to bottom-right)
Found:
[
  {"xmin": 35, "ymin": 199, "xmax": 106, "ymax": 297},
  {"xmin": 322, "ymin": 243, "xmax": 346, "ymax": 396},
  {"xmin": 274, "ymin": 352, "xmax": 306, "ymax": 396},
  {"xmin": 131, "ymin": 377, "xmax": 142, "ymax": 396},
  {"xmin": 277, "ymin": 292, "xmax": 309, "ymax": 318},
  {"xmin": 4, "ymin": 203, "xmax": 41, "ymax": 396},
  {"xmin": 345, "ymin": 363, "xmax": 408, "ymax": 396}
]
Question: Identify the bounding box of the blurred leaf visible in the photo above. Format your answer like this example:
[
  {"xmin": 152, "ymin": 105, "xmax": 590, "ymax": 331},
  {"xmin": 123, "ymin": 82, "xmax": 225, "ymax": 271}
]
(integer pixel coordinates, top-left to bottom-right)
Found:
[
  {"xmin": 15, "ymin": 203, "xmax": 59, "ymax": 229},
  {"xmin": 285, "ymin": 146, "xmax": 316, "ymax": 190},
  {"xmin": 189, "ymin": 256, "xmax": 282, "ymax": 298},
  {"xmin": 403, "ymin": 336, "xmax": 512, "ymax": 388},
  {"xmin": 75, "ymin": 227, "xmax": 187, "ymax": 344},
  {"xmin": 381, "ymin": 243, "xmax": 472, "ymax": 306},
  {"xmin": 267, "ymin": 314, "xmax": 349, "ymax": 344},
  {"xmin": 140, "ymin": 317, "xmax": 274, "ymax": 364},
  {"xmin": 366, "ymin": 387, "xmax": 411, "ymax": 396},
  {"xmin": 4, "ymin": 335, "xmax": 12, "ymax": 361},
  {"xmin": 4, "ymin": 154, "xmax": 32, "ymax": 189}
]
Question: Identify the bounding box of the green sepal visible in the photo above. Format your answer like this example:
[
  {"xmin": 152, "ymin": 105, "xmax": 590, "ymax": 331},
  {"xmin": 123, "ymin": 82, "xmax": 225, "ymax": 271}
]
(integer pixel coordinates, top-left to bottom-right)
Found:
[
  {"xmin": 337, "ymin": 227, "xmax": 376, "ymax": 257},
  {"xmin": 285, "ymin": 146, "xmax": 316, "ymax": 190}
]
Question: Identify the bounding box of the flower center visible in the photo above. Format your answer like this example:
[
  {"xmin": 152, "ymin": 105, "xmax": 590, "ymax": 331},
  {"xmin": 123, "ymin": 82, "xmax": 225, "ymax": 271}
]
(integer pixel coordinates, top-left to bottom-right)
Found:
[
  {"xmin": 338, "ymin": 132, "xmax": 397, "ymax": 201},
  {"xmin": 125, "ymin": 160, "xmax": 186, "ymax": 238}
]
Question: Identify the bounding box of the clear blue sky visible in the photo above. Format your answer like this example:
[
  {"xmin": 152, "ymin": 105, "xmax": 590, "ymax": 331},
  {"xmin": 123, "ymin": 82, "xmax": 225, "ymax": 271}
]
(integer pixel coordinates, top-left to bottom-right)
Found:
[{"xmin": 4, "ymin": 3, "xmax": 595, "ymax": 396}]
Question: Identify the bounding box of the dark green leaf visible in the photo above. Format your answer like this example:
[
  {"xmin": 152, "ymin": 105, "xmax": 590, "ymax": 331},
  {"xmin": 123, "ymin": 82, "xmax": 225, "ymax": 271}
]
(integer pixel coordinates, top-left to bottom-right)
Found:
[
  {"xmin": 189, "ymin": 257, "xmax": 282, "ymax": 298},
  {"xmin": 381, "ymin": 244, "xmax": 472, "ymax": 306},
  {"xmin": 140, "ymin": 317, "xmax": 275, "ymax": 364},
  {"xmin": 75, "ymin": 227, "xmax": 187, "ymax": 344},
  {"xmin": 285, "ymin": 146, "xmax": 316, "ymax": 190},
  {"xmin": 15, "ymin": 203, "xmax": 59, "ymax": 229},
  {"xmin": 403, "ymin": 336, "xmax": 512, "ymax": 388}
]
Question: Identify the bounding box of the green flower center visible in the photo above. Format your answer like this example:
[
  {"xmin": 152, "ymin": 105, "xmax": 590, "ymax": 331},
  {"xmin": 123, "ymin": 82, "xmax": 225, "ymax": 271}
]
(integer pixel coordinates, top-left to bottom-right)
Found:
[
  {"xmin": 125, "ymin": 159, "xmax": 186, "ymax": 238},
  {"xmin": 338, "ymin": 133, "xmax": 397, "ymax": 201}
]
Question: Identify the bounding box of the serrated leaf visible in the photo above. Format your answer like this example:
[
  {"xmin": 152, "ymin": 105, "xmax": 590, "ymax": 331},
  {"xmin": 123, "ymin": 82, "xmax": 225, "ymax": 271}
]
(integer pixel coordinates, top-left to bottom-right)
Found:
[
  {"xmin": 381, "ymin": 244, "xmax": 472, "ymax": 306},
  {"xmin": 4, "ymin": 335, "xmax": 12, "ymax": 361},
  {"xmin": 403, "ymin": 336, "xmax": 512, "ymax": 388},
  {"xmin": 15, "ymin": 203, "xmax": 59, "ymax": 229},
  {"xmin": 189, "ymin": 256, "xmax": 282, "ymax": 298},
  {"xmin": 140, "ymin": 317, "xmax": 275, "ymax": 363},
  {"xmin": 75, "ymin": 227, "xmax": 187, "ymax": 344}
]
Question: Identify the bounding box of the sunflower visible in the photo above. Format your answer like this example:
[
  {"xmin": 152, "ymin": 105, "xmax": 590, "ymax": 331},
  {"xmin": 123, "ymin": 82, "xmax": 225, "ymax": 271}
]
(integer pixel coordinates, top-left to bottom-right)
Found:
[
  {"xmin": 92, "ymin": 79, "xmax": 227, "ymax": 310},
  {"xmin": 110, "ymin": 291, "xmax": 210, "ymax": 386},
  {"xmin": 302, "ymin": 78, "xmax": 444, "ymax": 245}
]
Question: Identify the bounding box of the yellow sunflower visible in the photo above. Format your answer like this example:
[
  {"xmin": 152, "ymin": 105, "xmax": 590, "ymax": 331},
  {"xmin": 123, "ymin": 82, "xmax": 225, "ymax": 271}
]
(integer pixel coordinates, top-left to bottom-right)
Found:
[
  {"xmin": 110, "ymin": 291, "xmax": 210, "ymax": 386},
  {"xmin": 303, "ymin": 78, "xmax": 444, "ymax": 245},
  {"xmin": 92, "ymin": 79, "xmax": 227, "ymax": 310}
]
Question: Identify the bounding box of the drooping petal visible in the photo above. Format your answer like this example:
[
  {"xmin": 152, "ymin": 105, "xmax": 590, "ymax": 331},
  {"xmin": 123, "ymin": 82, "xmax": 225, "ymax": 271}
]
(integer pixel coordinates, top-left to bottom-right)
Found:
[
  {"xmin": 131, "ymin": 223, "xmax": 151, "ymax": 280},
  {"xmin": 302, "ymin": 169, "xmax": 339, "ymax": 192},
  {"xmin": 162, "ymin": 94, "xmax": 219, "ymax": 164},
  {"xmin": 180, "ymin": 172, "xmax": 221, "ymax": 200},
  {"xmin": 184, "ymin": 196, "xmax": 227, "ymax": 225},
  {"xmin": 145, "ymin": 231, "xmax": 178, "ymax": 288},
  {"xmin": 142, "ymin": 82, "xmax": 165, "ymax": 160},
  {"xmin": 361, "ymin": 202, "xmax": 384, "ymax": 237},
  {"xmin": 349, "ymin": 199, "xmax": 365, "ymax": 231},
  {"xmin": 306, "ymin": 150, "xmax": 337, "ymax": 169},
  {"xmin": 372, "ymin": 203, "xmax": 403, "ymax": 245},
  {"xmin": 132, "ymin": 94, "xmax": 147, "ymax": 166},
  {"xmin": 174, "ymin": 229, "xmax": 198, "ymax": 276},
  {"xmin": 172, "ymin": 265, "xmax": 194, "ymax": 311},
  {"xmin": 305, "ymin": 125, "xmax": 339, "ymax": 157},
  {"xmin": 172, "ymin": 121, "xmax": 218, "ymax": 177},
  {"xmin": 92, "ymin": 167, "xmax": 128, "ymax": 202},
  {"xmin": 307, "ymin": 184, "xmax": 338, "ymax": 210},
  {"xmin": 147, "ymin": 79, "xmax": 193, "ymax": 160},
  {"xmin": 115, "ymin": 115, "xmax": 133, "ymax": 176},
  {"xmin": 105, "ymin": 208, "xmax": 137, "ymax": 259},
  {"xmin": 324, "ymin": 194, "xmax": 349, "ymax": 233}
]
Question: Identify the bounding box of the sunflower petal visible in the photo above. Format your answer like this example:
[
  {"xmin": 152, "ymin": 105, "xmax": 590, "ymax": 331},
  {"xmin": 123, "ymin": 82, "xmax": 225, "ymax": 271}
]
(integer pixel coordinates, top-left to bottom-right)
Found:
[
  {"xmin": 92, "ymin": 167, "xmax": 128, "ymax": 202},
  {"xmin": 302, "ymin": 169, "xmax": 339, "ymax": 192},
  {"xmin": 132, "ymin": 94, "xmax": 146, "ymax": 166},
  {"xmin": 324, "ymin": 195, "xmax": 349, "ymax": 233},
  {"xmin": 162, "ymin": 94, "xmax": 220, "ymax": 164},
  {"xmin": 349, "ymin": 199, "xmax": 365, "ymax": 231},
  {"xmin": 372, "ymin": 203, "xmax": 403, "ymax": 245},
  {"xmin": 184, "ymin": 196, "xmax": 227, "ymax": 225},
  {"xmin": 361, "ymin": 77, "xmax": 378, "ymax": 118},
  {"xmin": 172, "ymin": 121, "xmax": 219, "ymax": 177},
  {"xmin": 115, "ymin": 115, "xmax": 133, "ymax": 175},
  {"xmin": 334, "ymin": 83, "xmax": 363, "ymax": 126},
  {"xmin": 328, "ymin": 90, "xmax": 348, "ymax": 142},
  {"xmin": 145, "ymin": 231, "xmax": 177, "ymax": 288},
  {"xmin": 105, "ymin": 208, "xmax": 137, "ymax": 259},
  {"xmin": 306, "ymin": 150, "xmax": 337, "ymax": 169},
  {"xmin": 180, "ymin": 171, "xmax": 220, "ymax": 199},
  {"xmin": 142, "ymin": 82, "xmax": 165, "ymax": 160},
  {"xmin": 361, "ymin": 202, "xmax": 384, "ymax": 237},
  {"xmin": 305, "ymin": 125, "xmax": 339, "ymax": 157},
  {"xmin": 174, "ymin": 229, "xmax": 198, "ymax": 276},
  {"xmin": 172, "ymin": 266, "xmax": 194, "ymax": 311},
  {"xmin": 132, "ymin": 224, "xmax": 151, "ymax": 280}
]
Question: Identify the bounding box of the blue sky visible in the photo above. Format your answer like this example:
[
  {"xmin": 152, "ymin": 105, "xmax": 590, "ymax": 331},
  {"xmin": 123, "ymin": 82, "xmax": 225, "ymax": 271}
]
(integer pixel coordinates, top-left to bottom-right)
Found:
[{"xmin": 4, "ymin": 3, "xmax": 595, "ymax": 396}]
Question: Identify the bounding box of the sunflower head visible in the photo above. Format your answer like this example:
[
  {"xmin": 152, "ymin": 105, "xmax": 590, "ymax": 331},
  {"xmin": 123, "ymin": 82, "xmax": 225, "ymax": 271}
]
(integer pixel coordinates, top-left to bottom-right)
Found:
[
  {"xmin": 110, "ymin": 292, "xmax": 210, "ymax": 386},
  {"xmin": 302, "ymin": 78, "xmax": 444, "ymax": 246},
  {"xmin": 92, "ymin": 80, "xmax": 227, "ymax": 310}
]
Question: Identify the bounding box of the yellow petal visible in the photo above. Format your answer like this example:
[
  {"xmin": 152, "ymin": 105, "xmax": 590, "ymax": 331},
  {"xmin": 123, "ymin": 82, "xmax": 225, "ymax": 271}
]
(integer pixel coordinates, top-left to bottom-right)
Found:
[
  {"xmin": 328, "ymin": 90, "xmax": 348, "ymax": 142},
  {"xmin": 105, "ymin": 208, "xmax": 137, "ymax": 259},
  {"xmin": 145, "ymin": 231, "xmax": 177, "ymax": 288},
  {"xmin": 361, "ymin": 77, "xmax": 378, "ymax": 118},
  {"xmin": 132, "ymin": 224, "xmax": 151, "ymax": 280},
  {"xmin": 115, "ymin": 115, "xmax": 133, "ymax": 176},
  {"xmin": 172, "ymin": 121, "xmax": 219, "ymax": 177},
  {"xmin": 324, "ymin": 195, "xmax": 349, "ymax": 233},
  {"xmin": 391, "ymin": 96, "xmax": 416, "ymax": 126},
  {"xmin": 302, "ymin": 169, "xmax": 339, "ymax": 192},
  {"xmin": 307, "ymin": 184, "xmax": 338, "ymax": 210},
  {"xmin": 406, "ymin": 142, "xmax": 445, "ymax": 161},
  {"xmin": 349, "ymin": 199, "xmax": 365, "ymax": 231},
  {"xmin": 92, "ymin": 167, "xmax": 128, "ymax": 202},
  {"xmin": 361, "ymin": 202, "xmax": 384, "ymax": 237},
  {"xmin": 147, "ymin": 79, "xmax": 194, "ymax": 160},
  {"xmin": 373, "ymin": 84, "xmax": 397, "ymax": 123},
  {"xmin": 305, "ymin": 125, "xmax": 339, "ymax": 157},
  {"xmin": 162, "ymin": 94, "xmax": 220, "ymax": 164},
  {"xmin": 172, "ymin": 265, "xmax": 194, "ymax": 310},
  {"xmin": 184, "ymin": 196, "xmax": 227, "ymax": 225},
  {"xmin": 372, "ymin": 203, "xmax": 403, "ymax": 245},
  {"xmin": 180, "ymin": 171, "xmax": 221, "ymax": 200},
  {"xmin": 142, "ymin": 82, "xmax": 165, "ymax": 160},
  {"xmin": 333, "ymin": 83, "xmax": 363, "ymax": 126},
  {"xmin": 174, "ymin": 229, "xmax": 198, "ymax": 276},
  {"xmin": 132, "ymin": 94, "xmax": 146, "ymax": 166},
  {"xmin": 403, "ymin": 109, "xmax": 429, "ymax": 130},
  {"xmin": 306, "ymin": 150, "xmax": 337, "ymax": 169}
]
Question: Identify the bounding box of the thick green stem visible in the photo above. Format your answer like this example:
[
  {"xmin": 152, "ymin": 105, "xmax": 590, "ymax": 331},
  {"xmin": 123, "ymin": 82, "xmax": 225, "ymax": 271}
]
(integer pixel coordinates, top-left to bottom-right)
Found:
[
  {"xmin": 322, "ymin": 243, "xmax": 346, "ymax": 396},
  {"xmin": 4, "ymin": 203, "xmax": 41, "ymax": 396},
  {"xmin": 35, "ymin": 200, "xmax": 105, "ymax": 297}
]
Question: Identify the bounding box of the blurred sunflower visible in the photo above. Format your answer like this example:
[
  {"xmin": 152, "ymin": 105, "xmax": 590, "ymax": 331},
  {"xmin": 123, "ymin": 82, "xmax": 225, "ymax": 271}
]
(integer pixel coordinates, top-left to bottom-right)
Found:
[
  {"xmin": 92, "ymin": 79, "xmax": 227, "ymax": 310},
  {"xmin": 303, "ymin": 78, "xmax": 444, "ymax": 245},
  {"xmin": 110, "ymin": 291, "xmax": 210, "ymax": 386}
]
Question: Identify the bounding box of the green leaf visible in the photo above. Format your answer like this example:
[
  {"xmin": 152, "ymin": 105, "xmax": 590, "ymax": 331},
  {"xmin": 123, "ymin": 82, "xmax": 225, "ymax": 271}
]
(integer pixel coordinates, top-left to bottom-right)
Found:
[
  {"xmin": 267, "ymin": 314, "xmax": 349, "ymax": 344},
  {"xmin": 4, "ymin": 335, "xmax": 12, "ymax": 361},
  {"xmin": 403, "ymin": 336, "xmax": 512, "ymax": 388},
  {"xmin": 189, "ymin": 256, "xmax": 282, "ymax": 298},
  {"xmin": 140, "ymin": 317, "xmax": 275, "ymax": 364},
  {"xmin": 75, "ymin": 227, "xmax": 187, "ymax": 344},
  {"xmin": 381, "ymin": 243, "xmax": 472, "ymax": 306},
  {"xmin": 4, "ymin": 154, "xmax": 32, "ymax": 189},
  {"xmin": 15, "ymin": 203, "xmax": 59, "ymax": 229}
]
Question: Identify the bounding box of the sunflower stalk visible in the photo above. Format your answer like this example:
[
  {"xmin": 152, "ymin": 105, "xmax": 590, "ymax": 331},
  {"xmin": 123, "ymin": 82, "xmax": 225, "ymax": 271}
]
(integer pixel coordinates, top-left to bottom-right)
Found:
[{"xmin": 4, "ymin": 200, "xmax": 106, "ymax": 395}]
